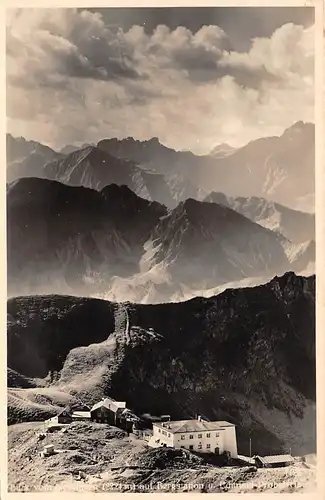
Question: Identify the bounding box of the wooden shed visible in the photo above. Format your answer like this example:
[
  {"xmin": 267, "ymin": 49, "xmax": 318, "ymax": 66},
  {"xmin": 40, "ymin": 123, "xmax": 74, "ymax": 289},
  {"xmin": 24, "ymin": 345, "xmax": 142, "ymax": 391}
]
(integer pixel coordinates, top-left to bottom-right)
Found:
[{"xmin": 254, "ymin": 454, "xmax": 295, "ymax": 468}]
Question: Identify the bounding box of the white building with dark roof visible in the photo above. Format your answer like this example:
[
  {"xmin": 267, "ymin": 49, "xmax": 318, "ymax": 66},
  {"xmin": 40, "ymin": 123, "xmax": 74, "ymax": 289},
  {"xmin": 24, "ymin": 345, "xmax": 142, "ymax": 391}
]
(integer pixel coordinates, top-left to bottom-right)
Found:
[{"xmin": 149, "ymin": 416, "xmax": 238, "ymax": 457}]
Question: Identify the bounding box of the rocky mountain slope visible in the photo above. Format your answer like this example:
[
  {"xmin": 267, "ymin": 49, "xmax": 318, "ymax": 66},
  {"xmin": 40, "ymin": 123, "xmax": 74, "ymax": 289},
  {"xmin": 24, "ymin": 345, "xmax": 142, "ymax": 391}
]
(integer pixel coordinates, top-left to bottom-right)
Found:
[
  {"xmin": 7, "ymin": 272, "xmax": 316, "ymax": 456},
  {"xmin": 8, "ymin": 422, "xmax": 316, "ymax": 493},
  {"xmin": 59, "ymin": 143, "xmax": 95, "ymax": 155},
  {"xmin": 97, "ymin": 136, "xmax": 198, "ymax": 173},
  {"xmin": 6, "ymin": 134, "xmax": 58, "ymax": 165},
  {"xmin": 42, "ymin": 145, "xmax": 179, "ymax": 207},
  {"xmin": 145, "ymin": 198, "xmax": 290, "ymax": 289},
  {"xmin": 203, "ymin": 121, "xmax": 314, "ymax": 212},
  {"xmin": 6, "ymin": 134, "xmax": 63, "ymax": 183},
  {"xmin": 97, "ymin": 122, "xmax": 314, "ymax": 211},
  {"xmin": 204, "ymin": 192, "xmax": 315, "ymax": 244},
  {"xmin": 6, "ymin": 135, "xmax": 201, "ymax": 207},
  {"xmin": 7, "ymin": 121, "xmax": 314, "ymax": 212},
  {"xmin": 7, "ymin": 178, "xmax": 166, "ymax": 297},
  {"xmin": 7, "ymin": 178, "xmax": 300, "ymax": 300},
  {"xmin": 284, "ymin": 240, "xmax": 315, "ymax": 275}
]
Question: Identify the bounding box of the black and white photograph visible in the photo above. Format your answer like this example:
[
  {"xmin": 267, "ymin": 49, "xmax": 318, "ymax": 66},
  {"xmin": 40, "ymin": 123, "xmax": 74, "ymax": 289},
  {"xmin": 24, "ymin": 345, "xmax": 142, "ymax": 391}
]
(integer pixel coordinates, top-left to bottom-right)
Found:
[{"xmin": 5, "ymin": 3, "xmax": 320, "ymax": 494}]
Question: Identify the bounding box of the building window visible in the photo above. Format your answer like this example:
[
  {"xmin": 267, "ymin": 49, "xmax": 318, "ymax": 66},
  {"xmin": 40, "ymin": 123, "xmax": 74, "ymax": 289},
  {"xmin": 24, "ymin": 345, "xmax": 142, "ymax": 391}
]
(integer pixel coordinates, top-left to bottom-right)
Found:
[
  {"xmin": 198, "ymin": 433, "xmax": 202, "ymax": 438},
  {"xmin": 206, "ymin": 433, "xmax": 211, "ymax": 438},
  {"xmin": 181, "ymin": 435, "xmax": 185, "ymax": 440},
  {"xmin": 189, "ymin": 435, "xmax": 194, "ymax": 439},
  {"xmin": 168, "ymin": 433, "xmax": 171, "ymax": 437},
  {"xmin": 198, "ymin": 444, "xmax": 202, "ymax": 450},
  {"xmin": 158, "ymin": 429, "xmax": 161, "ymax": 433},
  {"xmin": 216, "ymin": 432, "xmax": 219, "ymax": 437},
  {"xmin": 189, "ymin": 445, "xmax": 194, "ymax": 450},
  {"xmin": 207, "ymin": 444, "xmax": 211, "ymax": 449}
]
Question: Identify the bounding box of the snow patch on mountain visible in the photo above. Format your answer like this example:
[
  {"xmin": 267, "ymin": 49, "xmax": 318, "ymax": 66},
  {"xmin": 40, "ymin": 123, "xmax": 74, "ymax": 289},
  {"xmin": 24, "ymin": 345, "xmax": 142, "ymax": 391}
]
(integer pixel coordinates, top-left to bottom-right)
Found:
[{"xmin": 282, "ymin": 240, "xmax": 315, "ymax": 273}]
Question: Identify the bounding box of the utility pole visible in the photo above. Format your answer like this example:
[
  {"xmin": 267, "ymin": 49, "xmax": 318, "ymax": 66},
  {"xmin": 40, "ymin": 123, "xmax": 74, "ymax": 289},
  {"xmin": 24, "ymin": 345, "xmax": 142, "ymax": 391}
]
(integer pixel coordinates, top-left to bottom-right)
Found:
[{"xmin": 249, "ymin": 434, "xmax": 252, "ymax": 458}]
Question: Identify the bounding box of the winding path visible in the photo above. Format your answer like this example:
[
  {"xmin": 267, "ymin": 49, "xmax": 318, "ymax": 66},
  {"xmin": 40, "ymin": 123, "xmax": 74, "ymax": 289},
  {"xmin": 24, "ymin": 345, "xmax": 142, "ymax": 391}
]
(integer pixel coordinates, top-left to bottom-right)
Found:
[{"xmin": 113, "ymin": 303, "xmax": 131, "ymax": 346}]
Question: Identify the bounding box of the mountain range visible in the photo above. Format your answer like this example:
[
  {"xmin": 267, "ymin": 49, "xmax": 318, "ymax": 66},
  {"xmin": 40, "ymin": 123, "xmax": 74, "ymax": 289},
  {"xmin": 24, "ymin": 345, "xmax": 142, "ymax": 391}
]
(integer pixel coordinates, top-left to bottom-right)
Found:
[
  {"xmin": 7, "ymin": 177, "xmax": 313, "ymax": 301},
  {"xmin": 6, "ymin": 121, "xmax": 317, "ymax": 459},
  {"xmin": 6, "ymin": 137, "xmax": 202, "ymax": 207},
  {"xmin": 203, "ymin": 121, "xmax": 315, "ymax": 212},
  {"xmin": 7, "ymin": 178, "xmax": 165, "ymax": 298},
  {"xmin": 203, "ymin": 192, "xmax": 315, "ymax": 244},
  {"xmin": 7, "ymin": 272, "xmax": 316, "ymax": 456},
  {"xmin": 7, "ymin": 134, "xmax": 63, "ymax": 182},
  {"xmin": 7, "ymin": 121, "xmax": 315, "ymax": 212},
  {"xmin": 6, "ymin": 133, "xmax": 60, "ymax": 165},
  {"xmin": 96, "ymin": 121, "xmax": 314, "ymax": 212}
]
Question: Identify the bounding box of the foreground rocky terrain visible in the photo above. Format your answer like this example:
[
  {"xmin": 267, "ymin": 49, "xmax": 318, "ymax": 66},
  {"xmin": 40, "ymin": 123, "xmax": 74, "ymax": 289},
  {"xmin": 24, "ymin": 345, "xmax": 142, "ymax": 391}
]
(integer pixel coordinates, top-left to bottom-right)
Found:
[
  {"xmin": 8, "ymin": 421, "xmax": 316, "ymax": 493},
  {"xmin": 7, "ymin": 272, "xmax": 316, "ymax": 457}
]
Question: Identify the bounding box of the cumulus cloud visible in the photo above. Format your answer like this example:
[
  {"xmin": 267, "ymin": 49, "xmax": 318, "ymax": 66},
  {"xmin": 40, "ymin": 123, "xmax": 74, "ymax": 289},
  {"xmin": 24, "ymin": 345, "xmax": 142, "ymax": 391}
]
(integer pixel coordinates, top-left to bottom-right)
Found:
[
  {"xmin": 6, "ymin": 8, "xmax": 314, "ymax": 153},
  {"xmin": 7, "ymin": 9, "xmax": 142, "ymax": 85}
]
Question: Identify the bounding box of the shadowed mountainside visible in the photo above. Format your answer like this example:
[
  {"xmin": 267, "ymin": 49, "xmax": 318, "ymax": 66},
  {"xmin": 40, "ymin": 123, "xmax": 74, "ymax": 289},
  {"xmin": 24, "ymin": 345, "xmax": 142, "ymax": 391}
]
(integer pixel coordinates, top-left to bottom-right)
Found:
[
  {"xmin": 7, "ymin": 272, "xmax": 315, "ymax": 455},
  {"xmin": 7, "ymin": 178, "xmax": 166, "ymax": 297},
  {"xmin": 146, "ymin": 197, "xmax": 290, "ymax": 287},
  {"xmin": 7, "ymin": 178, "xmax": 300, "ymax": 300}
]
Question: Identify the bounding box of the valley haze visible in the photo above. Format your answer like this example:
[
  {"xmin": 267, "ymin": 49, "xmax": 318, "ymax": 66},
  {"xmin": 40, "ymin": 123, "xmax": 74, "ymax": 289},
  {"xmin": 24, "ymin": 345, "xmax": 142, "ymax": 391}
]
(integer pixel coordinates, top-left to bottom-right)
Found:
[{"xmin": 5, "ymin": 5, "xmax": 317, "ymax": 495}]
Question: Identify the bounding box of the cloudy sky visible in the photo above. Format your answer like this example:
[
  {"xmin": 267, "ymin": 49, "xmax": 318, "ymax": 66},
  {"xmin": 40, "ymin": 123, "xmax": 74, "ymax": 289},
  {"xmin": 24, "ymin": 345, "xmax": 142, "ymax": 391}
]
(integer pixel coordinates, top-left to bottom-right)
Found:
[{"xmin": 6, "ymin": 7, "xmax": 314, "ymax": 154}]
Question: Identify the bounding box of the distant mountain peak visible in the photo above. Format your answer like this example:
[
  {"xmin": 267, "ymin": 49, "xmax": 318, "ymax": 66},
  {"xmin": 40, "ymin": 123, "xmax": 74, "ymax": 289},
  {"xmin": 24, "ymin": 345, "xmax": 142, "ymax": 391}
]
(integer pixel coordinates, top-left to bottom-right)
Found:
[
  {"xmin": 204, "ymin": 191, "xmax": 315, "ymax": 245},
  {"xmin": 282, "ymin": 121, "xmax": 314, "ymax": 137},
  {"xmin": 209, "ymin": 142, "xmax": 236, "ymax": 158},
  {"xmin": 47, "ymin": 144, "xmax": 137, "ymax": 177},
  {"xmin": 155, "ymin": 196, "xmax": 274, "ymax": 250},
  {"xmin": 289, "ymin": 120, "xmax": 310, "ymax": 130},
  {"xmin": 99, "ymin": 136, "xmax": 162, "ymax": 147},
  {"xmin": 182, "ymin": 196, "xmax": 231, "ymax": 215},
  {"xmin": 146, "ymin": 136, "xmax": 160, "ymax": 144},
  {"xmin": 6, "ymin": 134, "xmax": 59, "ymax": 167},
  {"xmin": 100, "ymin": 183, "xmax": 141, "ymax": 201}
]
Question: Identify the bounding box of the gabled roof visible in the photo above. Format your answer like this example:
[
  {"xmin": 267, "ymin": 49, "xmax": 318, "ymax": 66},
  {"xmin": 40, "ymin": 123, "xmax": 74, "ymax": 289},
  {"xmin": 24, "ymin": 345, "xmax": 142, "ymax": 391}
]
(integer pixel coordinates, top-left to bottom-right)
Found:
[
  {"xmin": 153, "ymin": 419, "xmax": 235, "ymax": 434},
  {"xmin": 90, "ymin": 397, "xmax": 126, "ymax": 413},
  {"xmin": 72, "ymin": 411, "xmax": 91, "ymax": 418},
  {"xmin": 255, "ymin": 455, "xmax": 294, "ymax": 465},
  {"xmin": 57, "ymin": 407, "xmax": 72, "ymax": 417}
]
